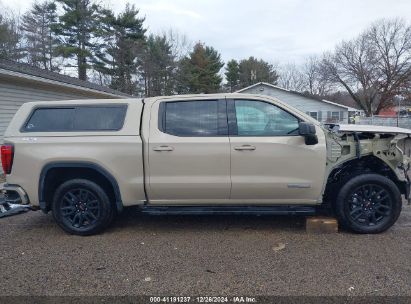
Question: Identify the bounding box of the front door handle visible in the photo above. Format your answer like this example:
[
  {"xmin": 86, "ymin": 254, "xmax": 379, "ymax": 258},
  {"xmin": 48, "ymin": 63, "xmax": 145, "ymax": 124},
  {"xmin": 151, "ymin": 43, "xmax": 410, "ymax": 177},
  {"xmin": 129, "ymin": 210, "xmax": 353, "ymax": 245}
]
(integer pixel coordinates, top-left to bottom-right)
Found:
[
  {"xmin": 153, "ymin": 145, "xmax": 174, "ymax": 152},
  {"xmin": 234, "ymin": 145, "xmax": 256, "ymax": 151}
]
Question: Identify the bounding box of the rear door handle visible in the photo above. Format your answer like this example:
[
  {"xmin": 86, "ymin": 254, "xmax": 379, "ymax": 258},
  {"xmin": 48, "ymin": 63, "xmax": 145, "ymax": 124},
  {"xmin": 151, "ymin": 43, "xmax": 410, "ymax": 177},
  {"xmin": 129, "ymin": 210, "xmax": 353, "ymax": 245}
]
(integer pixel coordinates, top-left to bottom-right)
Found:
[
  {"xmin": 153, "ymin": 145, "xmax": 174, "ymax": 152},
  {"xmin": 234, "ymin": 145, "xmax": 256, "ymax": 151}
]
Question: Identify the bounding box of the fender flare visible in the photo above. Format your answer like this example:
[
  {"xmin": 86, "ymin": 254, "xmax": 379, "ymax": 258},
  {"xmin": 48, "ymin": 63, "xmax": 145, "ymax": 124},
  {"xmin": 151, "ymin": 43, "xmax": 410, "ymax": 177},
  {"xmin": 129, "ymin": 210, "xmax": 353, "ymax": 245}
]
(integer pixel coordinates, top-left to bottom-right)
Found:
[{"xmin": 39, "ymin": 161, "xmax": 123, "ymax": 213}]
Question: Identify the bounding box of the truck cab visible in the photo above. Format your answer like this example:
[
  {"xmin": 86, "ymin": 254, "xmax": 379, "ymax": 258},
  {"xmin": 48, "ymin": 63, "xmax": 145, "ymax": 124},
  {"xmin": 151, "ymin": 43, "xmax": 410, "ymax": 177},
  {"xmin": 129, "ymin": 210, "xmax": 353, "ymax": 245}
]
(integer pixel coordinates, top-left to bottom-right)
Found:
[{"xmin": 144, "ymin": 94, "xmax": 326, "ymax": 205}]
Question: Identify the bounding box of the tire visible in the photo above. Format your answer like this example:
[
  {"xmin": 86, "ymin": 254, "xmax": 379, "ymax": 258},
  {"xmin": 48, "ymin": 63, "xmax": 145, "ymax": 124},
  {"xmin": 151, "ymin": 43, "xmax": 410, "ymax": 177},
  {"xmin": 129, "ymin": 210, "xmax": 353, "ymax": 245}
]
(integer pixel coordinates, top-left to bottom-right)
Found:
[
  {"xmin": 52, "ymin": 179, "xmax": 115, "ymax": 236},
  {"xmin": 334, "ymin": 173, "xmax": 402, "ymax": 234}
]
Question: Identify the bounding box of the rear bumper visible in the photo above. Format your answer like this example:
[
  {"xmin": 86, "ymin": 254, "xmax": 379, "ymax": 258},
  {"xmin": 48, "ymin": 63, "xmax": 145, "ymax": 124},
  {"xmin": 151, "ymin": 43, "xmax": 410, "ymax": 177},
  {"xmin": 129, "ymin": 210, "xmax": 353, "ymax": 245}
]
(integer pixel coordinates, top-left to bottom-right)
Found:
[
  {"xmin": 0, "ymin": 184, "xmax": 34, "ymax": 218},
  {"xmin": 1, "ymin": 184, "xmax": 30, "ymax": 205}
]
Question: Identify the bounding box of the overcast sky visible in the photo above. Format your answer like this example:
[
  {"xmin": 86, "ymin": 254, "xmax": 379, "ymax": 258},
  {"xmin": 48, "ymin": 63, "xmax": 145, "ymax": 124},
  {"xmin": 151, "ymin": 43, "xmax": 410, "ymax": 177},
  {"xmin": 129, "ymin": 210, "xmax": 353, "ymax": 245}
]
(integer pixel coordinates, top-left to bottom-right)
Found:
[{"xmin": 5, "ymin": 0, "xmax": 411, "ymax": 65}]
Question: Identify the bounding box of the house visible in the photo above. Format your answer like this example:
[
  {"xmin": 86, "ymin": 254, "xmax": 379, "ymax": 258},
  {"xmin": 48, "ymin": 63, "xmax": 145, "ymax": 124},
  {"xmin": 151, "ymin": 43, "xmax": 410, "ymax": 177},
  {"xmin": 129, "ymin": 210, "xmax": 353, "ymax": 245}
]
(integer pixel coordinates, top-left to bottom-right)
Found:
[
  {"xmin": 378, "ymin": 107, "xmax": 398, "ymax": 117},
  {"xmin": 378, "ymin": 105, "xmax": 411, "ymax": 118},
  {"xmin": 237, "ymin": 82, "xmax": 354, "ymax": 124},
  {"xmin": 0, "ymin": 59, "xmax": 131, "ymax": 144}
]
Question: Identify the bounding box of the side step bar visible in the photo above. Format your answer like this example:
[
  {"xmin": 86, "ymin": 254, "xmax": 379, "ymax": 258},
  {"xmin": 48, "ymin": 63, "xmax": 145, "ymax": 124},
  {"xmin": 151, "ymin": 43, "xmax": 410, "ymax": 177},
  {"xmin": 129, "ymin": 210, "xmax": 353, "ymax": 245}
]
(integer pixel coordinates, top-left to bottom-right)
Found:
[{"xmin": 140, "ymin": 205, "xmax": 317, "ymax": 216}]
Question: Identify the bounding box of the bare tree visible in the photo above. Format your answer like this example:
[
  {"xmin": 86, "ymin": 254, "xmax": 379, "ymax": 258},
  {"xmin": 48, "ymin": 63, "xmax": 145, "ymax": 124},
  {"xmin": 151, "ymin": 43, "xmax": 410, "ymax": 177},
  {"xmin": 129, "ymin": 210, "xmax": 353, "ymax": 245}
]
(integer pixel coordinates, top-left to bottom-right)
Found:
[
  {"xmin": 303, "ymin": 56, "xmax": 331, "ymax": 96},
  {"xmin": 162, "ymin": 28, "xmax": 192, "ymax": 60},
  {"xmin": 322, "ymin": 18, "xmax": 411, "ymax": 116},
  {"xmin": 278, "ymin": 58, "xmax": 331, "ymax": 96},
  {"xmin": 0, "ymin": 8, "xmax": 24, "ymax": 61},
  {"xmin": 278, "ymin": 63, "xmax": 305, "ymax": 91},
  {"xmin": 21, "ymin": 1, "xmax": 60, "ymax": 71},
  {"xmin": 368, "ymin": 19, "xmax": 411, "ymax": 113}
]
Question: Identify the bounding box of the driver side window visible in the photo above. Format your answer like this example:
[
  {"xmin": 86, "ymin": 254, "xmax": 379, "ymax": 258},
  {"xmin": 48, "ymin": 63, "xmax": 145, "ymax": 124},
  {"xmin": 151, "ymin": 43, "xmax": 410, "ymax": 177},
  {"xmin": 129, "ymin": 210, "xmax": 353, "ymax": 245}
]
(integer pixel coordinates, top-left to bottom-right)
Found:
[{"xmin": 234, "ymin": 100, "xmax": 299, "ymax": 136}]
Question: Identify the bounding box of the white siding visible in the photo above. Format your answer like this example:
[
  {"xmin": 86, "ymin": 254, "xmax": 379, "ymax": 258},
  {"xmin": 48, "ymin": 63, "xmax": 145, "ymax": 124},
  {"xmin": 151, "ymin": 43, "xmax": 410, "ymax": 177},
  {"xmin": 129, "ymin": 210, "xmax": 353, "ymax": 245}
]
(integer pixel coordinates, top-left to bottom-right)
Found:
[{"xmin": 241, "ymin": 85, "xmax": 348, "ymax": 124}]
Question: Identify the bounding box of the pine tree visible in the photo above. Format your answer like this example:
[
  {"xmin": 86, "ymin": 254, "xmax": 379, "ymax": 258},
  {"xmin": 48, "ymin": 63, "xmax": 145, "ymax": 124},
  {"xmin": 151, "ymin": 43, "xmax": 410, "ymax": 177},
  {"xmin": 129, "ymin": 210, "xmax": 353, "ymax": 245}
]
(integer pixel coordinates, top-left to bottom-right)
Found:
[
  {"xmin": 225, "ymin": 59, "xmax": 239, "ymax": 92},
  {"xmin": 111, "ymin": 5, "xmax": 146, "ymax": 94},
  {"xmin": 142, "ymin": 34, "xmax": 175, "ymax": 97},
  {"xmin": 91, "ymin": 8, "xmax": 113, "ymax": 76},
  {"xmin": 238, "ymin": 57, "xmax": 279, "ymax": 88},
  {"xmin": 21, "ymin": 1, "xmax": 59, "ymax": 71},
  {"xmin": 176, "ymin": 42, "xmax": 224, "ymax": 94},
  {"xmin": 94, "ymin": 5, "xmax": 146, "ymax": 94},
  {"xmin": 55, "ymin": 0, "xmax": 101, "ymax": 80}
]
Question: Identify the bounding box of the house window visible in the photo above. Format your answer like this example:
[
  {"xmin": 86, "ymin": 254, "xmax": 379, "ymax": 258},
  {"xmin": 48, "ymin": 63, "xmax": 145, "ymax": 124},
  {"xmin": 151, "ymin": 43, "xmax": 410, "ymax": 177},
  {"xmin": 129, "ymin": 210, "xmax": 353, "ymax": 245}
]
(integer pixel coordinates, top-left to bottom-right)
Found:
[
  {"xmin": 309, "ymin": 112, "xmax": 318, "ymax": 120},
  {"xmin": 331, "ymin": 111, "xmax": 340, "ymax": 121}
]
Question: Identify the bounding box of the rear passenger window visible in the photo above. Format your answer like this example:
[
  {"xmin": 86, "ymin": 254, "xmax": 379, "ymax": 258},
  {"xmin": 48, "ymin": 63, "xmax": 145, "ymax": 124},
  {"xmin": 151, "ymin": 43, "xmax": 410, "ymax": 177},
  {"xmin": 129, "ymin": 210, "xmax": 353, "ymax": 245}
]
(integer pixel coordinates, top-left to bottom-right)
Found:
[
  {"xmin": 23, "ymin": 105, "xmax": 127, "ymax": 132},
  {"xmin": 162, "ymin": 100, "xmax": 220, "ymax": 136}
]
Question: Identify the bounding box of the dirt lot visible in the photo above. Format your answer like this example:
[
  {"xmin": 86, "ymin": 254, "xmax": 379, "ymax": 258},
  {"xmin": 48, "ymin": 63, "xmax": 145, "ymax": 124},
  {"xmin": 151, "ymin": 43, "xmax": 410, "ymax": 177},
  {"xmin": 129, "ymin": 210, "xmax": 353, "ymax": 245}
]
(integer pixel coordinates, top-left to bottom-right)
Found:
[{"xmin": 0, "ymin": 202, "xmax": 410, "ymax": 297}]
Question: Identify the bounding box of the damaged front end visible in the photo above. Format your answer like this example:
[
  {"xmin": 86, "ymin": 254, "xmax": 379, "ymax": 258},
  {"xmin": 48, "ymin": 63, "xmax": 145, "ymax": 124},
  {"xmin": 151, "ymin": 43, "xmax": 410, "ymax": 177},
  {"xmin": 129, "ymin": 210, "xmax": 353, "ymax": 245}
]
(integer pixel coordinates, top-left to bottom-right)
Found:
[
  {"xmin": 325, "ymin": 124, "xmax": 411, "ymax": 204},
  {"xmin": 392, "ymin": 134, "xmax": 411, "ymax": 204}
]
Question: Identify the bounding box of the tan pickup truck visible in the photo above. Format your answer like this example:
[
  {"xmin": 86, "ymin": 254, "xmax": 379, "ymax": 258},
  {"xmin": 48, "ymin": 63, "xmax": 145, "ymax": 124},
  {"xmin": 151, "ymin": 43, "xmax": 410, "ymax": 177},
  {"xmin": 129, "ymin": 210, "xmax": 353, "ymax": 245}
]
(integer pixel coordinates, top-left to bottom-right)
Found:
[{"xmin": 1, "ymin": 93, "xmax": 410, "ymax": 235}]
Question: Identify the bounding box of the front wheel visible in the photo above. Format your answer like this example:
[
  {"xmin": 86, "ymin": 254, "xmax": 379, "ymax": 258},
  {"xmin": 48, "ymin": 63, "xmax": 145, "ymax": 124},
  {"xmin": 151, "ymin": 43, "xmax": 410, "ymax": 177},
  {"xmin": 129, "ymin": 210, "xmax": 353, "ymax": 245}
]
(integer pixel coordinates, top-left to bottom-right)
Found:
[
  {"xmin": 52, "ymin": 179, "xmax": 115, "ymax": 235},
  {"xmin": 334, "ymin": 174, "xmax": 402, "ymax": 234}
]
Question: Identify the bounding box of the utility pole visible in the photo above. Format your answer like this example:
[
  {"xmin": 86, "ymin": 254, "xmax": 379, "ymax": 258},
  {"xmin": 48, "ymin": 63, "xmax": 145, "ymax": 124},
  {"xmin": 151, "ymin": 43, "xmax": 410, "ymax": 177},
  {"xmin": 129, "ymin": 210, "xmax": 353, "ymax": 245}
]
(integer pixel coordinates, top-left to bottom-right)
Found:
[{"xmin": 397, "ymin": 98, "xmax": 401, "ymax": 127}]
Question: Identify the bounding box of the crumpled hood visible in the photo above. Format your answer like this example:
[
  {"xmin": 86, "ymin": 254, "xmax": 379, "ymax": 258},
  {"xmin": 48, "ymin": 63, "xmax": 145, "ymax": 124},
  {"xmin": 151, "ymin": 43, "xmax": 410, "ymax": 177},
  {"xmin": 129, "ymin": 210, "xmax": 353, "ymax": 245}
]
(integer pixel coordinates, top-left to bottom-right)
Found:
[{"xmin": 333, "ymin": 124, "xmax": 411, "ymax": 135}]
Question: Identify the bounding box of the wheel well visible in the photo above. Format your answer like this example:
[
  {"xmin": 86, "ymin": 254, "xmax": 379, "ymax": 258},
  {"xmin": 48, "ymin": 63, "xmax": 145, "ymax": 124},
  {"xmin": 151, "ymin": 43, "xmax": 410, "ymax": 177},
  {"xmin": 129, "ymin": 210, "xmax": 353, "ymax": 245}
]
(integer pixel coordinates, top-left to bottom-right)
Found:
[
  {"xmin": 323, "ymin": 155, "xmax": 406, "ymax": 204},
  {"xmin": 40, "ymin": 164, "xmax": 121, "ymax": 213}
]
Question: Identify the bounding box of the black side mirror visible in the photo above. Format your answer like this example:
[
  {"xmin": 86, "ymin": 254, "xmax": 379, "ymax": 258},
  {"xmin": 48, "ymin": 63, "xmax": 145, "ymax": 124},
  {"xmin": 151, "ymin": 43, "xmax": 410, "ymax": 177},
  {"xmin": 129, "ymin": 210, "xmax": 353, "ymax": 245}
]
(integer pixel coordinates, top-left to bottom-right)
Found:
[{"xmin": 299, "ymin": 122, "xmax": 318, "ymax": 145}]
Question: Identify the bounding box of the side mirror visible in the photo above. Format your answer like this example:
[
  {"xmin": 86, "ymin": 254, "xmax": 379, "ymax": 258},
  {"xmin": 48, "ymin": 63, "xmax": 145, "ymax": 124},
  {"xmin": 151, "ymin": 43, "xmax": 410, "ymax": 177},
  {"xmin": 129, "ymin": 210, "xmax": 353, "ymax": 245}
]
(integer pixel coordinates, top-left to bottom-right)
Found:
[{"xmin": 299, "ymin": 122, "xmax": 318, "ymax": 145}]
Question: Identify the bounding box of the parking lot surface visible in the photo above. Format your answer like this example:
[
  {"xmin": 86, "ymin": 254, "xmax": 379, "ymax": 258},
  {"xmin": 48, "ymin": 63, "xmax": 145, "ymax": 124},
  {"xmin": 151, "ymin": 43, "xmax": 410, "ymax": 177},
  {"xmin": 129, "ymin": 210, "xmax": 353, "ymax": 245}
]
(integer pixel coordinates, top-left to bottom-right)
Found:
[{"xmin": 0, "ymin": 202, "xmax": 410, "ymax": 296}]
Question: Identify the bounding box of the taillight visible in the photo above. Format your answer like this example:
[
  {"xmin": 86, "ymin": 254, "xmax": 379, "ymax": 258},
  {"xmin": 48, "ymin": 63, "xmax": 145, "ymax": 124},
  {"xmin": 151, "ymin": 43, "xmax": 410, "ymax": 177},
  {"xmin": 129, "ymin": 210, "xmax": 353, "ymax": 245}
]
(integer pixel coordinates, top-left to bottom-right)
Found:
[{"xmin": 1, "ymin": 145, "xmax": 14, "ymax": 174}]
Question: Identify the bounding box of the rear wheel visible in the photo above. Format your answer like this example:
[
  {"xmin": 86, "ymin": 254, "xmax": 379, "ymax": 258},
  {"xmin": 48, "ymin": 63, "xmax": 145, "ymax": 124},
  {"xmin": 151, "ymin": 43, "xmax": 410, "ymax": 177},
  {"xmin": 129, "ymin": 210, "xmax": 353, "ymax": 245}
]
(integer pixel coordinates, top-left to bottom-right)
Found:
[
  {"xmin": 52, "ymin": 179, "xmax": 115, "ymax": 235},
  {"xmin": 335, "ymin": 174, "xmax": 402, "ymax": 234}
]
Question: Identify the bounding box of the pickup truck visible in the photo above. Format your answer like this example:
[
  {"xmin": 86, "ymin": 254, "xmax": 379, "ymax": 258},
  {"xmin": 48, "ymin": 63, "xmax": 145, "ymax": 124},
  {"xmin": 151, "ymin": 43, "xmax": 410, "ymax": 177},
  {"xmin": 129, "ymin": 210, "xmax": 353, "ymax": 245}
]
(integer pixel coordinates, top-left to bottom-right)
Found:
[{"xmin": 1, "ymin": 93, "xmax": 410, "ymax": 235}]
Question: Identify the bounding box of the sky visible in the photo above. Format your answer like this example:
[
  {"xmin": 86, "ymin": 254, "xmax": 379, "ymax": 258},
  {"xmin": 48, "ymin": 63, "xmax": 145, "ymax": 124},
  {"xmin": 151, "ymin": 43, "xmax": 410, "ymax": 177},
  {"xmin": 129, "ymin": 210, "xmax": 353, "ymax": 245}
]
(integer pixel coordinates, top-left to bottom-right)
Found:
[{"xmin": 4, "ymin": 0, "xmax": 411, "ymax": 65}]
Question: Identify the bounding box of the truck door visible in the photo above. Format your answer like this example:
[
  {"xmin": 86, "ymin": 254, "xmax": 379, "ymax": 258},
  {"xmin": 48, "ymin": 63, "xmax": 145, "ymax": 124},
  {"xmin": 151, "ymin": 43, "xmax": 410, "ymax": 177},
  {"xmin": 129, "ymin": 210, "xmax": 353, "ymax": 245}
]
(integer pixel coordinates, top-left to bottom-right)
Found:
[
  {"xmin": 147, "ymin": 98, "xmax": 231, "ymax": 204},
  {"xmin": 228, "ymin": 98, "xmax": 326, "ymax": 204}
]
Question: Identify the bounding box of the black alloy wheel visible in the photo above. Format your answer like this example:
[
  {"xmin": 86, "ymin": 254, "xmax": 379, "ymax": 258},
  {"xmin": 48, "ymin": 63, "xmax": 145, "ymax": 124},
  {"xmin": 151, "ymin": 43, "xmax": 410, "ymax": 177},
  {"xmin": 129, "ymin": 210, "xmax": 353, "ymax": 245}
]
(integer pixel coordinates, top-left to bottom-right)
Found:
[
  {"xmin": 335, "ymin": 174, "xmax": 402, "ymax": 234},
  {"xmin": 347, "ymin": 184, "xmax": 392, "ymax": 227},
  {"xmin": 52, "ymin": 179, "xmax": 115, "ymax": 235},
  {"xmin": 60, "ymin": 188, "xmax": 101, "ymax": 229}
]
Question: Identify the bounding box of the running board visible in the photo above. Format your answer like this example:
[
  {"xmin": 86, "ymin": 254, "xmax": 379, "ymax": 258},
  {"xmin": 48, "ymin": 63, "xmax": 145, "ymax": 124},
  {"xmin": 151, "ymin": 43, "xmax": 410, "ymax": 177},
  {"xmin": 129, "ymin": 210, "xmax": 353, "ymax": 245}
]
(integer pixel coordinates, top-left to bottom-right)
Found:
[{"xmin": 140, "ymin": 205, "xmax": 317, "ymax": 216}]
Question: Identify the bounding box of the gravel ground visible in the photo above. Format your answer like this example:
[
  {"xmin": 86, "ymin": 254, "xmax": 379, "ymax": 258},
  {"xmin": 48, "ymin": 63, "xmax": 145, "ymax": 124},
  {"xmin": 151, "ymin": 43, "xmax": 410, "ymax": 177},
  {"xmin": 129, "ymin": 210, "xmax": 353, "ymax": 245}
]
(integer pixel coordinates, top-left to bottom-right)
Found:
[{"xmin": 0, "ymin": 202, "xmax": 410, "ymax": 296}]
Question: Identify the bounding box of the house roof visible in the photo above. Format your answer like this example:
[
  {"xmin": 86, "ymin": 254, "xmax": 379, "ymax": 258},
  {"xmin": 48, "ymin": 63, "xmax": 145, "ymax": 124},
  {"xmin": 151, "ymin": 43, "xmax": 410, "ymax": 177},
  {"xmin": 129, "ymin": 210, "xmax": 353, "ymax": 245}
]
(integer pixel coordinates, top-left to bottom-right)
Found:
[
  {"xmin": 0, "ymin": 59, "xmax": 131, "ymax": 98},
  {"xmin": 237, "ymin": 82, "xmax": 355, "ymax": 110}
]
